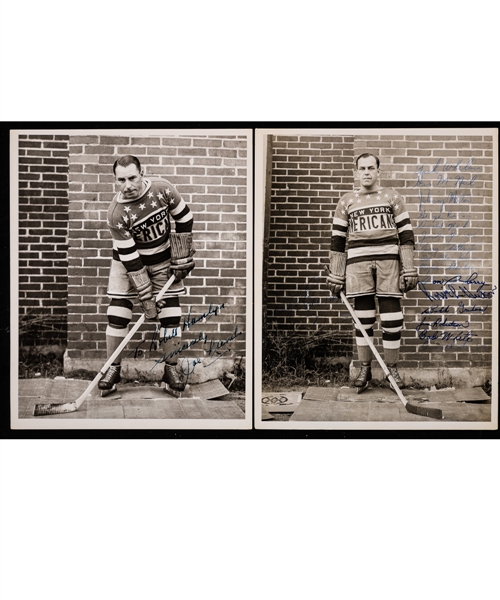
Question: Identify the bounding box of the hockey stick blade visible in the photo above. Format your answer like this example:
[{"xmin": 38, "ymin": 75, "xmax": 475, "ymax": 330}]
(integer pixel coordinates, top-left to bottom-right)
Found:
[
  {"xmin": 405, "ymin": 402, "xmax": 443, "ymax": 420},
  {"xmin": 33, "ymin": 274, "xmax": 177, "ymax": 416},
  {"xmin": 33, "ymin": 402, "xmax": 78, "ymax": 416}
]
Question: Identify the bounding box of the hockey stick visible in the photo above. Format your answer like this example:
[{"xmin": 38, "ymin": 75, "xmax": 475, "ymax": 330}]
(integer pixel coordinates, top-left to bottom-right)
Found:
[
  {"xmin": 339, "ymin": 291, "xmax": 443, "ymax": 420},
  {"xmin": 33, "ymin": 274, "xmax": 177, "ymax": 416}
]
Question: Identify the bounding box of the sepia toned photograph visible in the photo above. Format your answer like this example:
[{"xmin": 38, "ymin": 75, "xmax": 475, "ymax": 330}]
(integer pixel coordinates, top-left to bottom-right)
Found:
[
  {"xmin": 11, "ymin": 128, "xmax": 252, "ymax": 430},
  {"xmin": 255, "ymin": 127, "xmax": 498, "ymax": 430}
]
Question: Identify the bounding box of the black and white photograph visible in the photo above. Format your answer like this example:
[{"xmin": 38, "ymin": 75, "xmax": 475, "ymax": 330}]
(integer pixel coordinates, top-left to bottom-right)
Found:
[
  {"xmin": 10, "ymin": 128, "xmax": 252, "ymax": 429},
  {"xmin": 2, "ymin": 3, "xmax": 500, "ymax": 600},
  {"xmin": 255, "ymin": 127, "xmax": 498, "ymax": 429}
]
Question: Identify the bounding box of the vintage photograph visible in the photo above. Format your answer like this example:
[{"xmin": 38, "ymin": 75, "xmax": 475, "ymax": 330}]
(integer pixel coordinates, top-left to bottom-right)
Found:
[
  {"xmin": 255, "ymin": 127, "xmax": 498, "ymax": 429},
  {"xmin": 11, "ymin": 128, "xmax": 252, "ymax": 429}
]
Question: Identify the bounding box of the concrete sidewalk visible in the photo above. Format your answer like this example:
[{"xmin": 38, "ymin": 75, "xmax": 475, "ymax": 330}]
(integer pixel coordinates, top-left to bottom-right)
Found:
[
  {"xmin": 17, "ymin": 378, "xmax": 245, "ymax": 420},
  {"xmin": 288, "ymin": 386, "xmax": 492, "ymax": 422}
]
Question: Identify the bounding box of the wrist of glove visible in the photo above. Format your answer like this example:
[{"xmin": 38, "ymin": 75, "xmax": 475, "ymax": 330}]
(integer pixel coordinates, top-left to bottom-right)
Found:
[
  {"xmin": 127, "ymin": 266, "xmax": 158, "ymax": 320},
  {"xmin": 170, "ymin": 232, "xmax": 195, "ymax": 282},
  {"xmin": 399, "ymin": 245, "xmax": 418, "ymax": 293},
  {"xmin": 325, "ymin": 251, "xmax": 346, "ymax": 296},
  {"xmin": 399, "ymin": 268, "xmax": 419, "ymax": 293}
]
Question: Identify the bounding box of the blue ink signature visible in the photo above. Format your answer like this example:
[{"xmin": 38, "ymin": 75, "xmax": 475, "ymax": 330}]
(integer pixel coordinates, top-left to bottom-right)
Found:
[
  {"xmin": 416, "ymin": 316, "xmax": 470, "ymax": 332},
  {"xmin": 205, "ymin": 326, "xmax": 243, "ymax": 366},
  {"xmin": 419, "ymin": 282, "xmax": 497, "ymax": 301},
  {"xmin": 179, "ymin": 357, "xmax": 202, "ymax": 384},
  {"xmin": 149, "ymin": 331, "xmax": 208, "ymax": 369},
  {"xmin": 431, "ymin": 272, "xmax": 487, "ymax": 286},
  {"xmin": 417, "ymin": 326, "xmax": 477, "ymax": 348},
  {"xmin": 182, "ymin": 303, "xmax": 225, "ymax": 331}
]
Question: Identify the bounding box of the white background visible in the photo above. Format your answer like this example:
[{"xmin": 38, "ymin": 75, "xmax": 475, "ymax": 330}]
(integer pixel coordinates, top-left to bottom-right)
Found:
[{"xmin": 1, "ymin": 1, "xmax": 499, "ymax": 600}]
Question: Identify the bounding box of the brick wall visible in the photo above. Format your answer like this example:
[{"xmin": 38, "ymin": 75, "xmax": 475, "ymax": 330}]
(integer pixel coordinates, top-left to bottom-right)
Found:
[
  {"xmin": 265, "ymin": 135, "xmax": 355, "ymax": 349},
  {"xmin": 266, "ymin": 132, "xmax": 495, "ymax": 374},
  {"xmin": 354, "ymin": 133, "xmax": 494, "ymax": 370},
  {"xmin": 66, "ymin": 134, "xmax": 248, "ymax": 376},
  {"xmin": 18, "ymin": 134, "xmax": 69, "ymax": 342}
]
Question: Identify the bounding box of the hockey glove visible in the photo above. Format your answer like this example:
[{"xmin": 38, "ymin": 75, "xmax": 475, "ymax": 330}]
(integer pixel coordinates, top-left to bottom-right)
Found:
[
  {"xmin": 170, "ymin": 232, "xmax": 195, "ymax": 282},
  {"xmin": 325, "ymin": 251, "xmax": 346, "ymax": 296},
  {"xmin": 399, "ymin": 244, "xmax": 419, "ymax": 293},
  {"xmin": 127, "ymin": 266, "xmax": 157, "ymax": 320}
]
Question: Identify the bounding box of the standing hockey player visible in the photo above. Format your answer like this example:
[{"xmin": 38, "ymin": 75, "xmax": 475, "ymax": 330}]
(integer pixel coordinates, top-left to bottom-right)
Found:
[
  {"xmin": 326, "ymin": 153, "xmax": 418, "ymax": 392},
  {"xmin": 99, "ymin": 154, "xmax": 195, "ymax": 397}
]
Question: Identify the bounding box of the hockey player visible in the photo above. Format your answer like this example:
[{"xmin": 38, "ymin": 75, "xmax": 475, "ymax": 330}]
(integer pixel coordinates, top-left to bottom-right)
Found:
[
  {"xmin": 98, "ymin": 155, "xmax": 195, "ymax": 397},
  {"xmin": 326, "ymin": 153, "xmax": 418, "ymax": 392}
]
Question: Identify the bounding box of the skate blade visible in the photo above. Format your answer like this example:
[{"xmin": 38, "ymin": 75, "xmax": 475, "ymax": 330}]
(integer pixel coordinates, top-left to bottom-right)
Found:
[
  {"xmin": 165, "ymin": 384, "xmax": 184, "ymax": 398},
  {"xmin": 100, "ymin": 385, "xmax": 117, "ymax": 398}
]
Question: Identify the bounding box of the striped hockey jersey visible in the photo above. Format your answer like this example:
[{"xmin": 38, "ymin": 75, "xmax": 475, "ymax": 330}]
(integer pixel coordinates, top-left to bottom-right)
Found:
[
  {"xmin": 107, "ymin": 177, "xmax": 193, "ymax": 272},
  {"xmin": 330, "ymin": 187, "xmax": 414, "ymax": 264}
]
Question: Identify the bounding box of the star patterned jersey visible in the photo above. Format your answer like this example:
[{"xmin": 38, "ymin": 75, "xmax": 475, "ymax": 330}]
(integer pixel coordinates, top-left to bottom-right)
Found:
[
  {"xmin": 330, "ymin": 188, "xmax": 414, "ymax": 264},
  {"xmin": 107, "ymin": 177, "xmax": 193, "ymax": 272}
]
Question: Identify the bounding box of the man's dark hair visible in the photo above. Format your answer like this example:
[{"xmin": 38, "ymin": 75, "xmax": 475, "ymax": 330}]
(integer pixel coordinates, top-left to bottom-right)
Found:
[
  {"xmin": 113, "ymin": 154, "xmax": 142, "ymax": 175},
  {"xmin": 355, "ymin": 153, "xmax": 380, "ymax": 169}
]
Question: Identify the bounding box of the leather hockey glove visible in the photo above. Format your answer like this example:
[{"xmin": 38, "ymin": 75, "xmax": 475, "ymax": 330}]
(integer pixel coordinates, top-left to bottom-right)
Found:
[
  {"xmin": 325, "ymin": 251, "xmax": 346, "ymax": 296},
  {"xmin": 127, "ymin": 266, "xmax": 157, "ymax": 320},
  {"xmin": 399, "ymin": 244, "xmax": 419, "ymax": 293},
  {"xmin": 170, "ymin": 233, "xmax": 195, "ymax": 282}
]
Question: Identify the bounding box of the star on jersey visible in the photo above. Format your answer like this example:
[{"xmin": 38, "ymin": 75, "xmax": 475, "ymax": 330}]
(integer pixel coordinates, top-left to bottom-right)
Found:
[
  {"xmin": 130, "ymin": 213, "xmax": 137, "ymax": 221},
  {"xmin": 395, "ymin": 204, "xmax": 400, "ymax": 210},
  {"xmin": 124, "ymin": 206, "xmax": 131, "ymax": 213},
  {"xmin": 157, "ymin": 193, "xmax": 164, "ymax": 200},
  {"xmin": 125, "ymin": 231, "xmax": 131, "ymax": 237},
  {"xmin": 123, "ymin": 215, "xmax": 129, "ymax": 222},
  {"xmin": 139, "ymin": 203, "xmax": 146, "ymax": 210},
  {"xmin": 148, "ymin": 192, "xmax": 154, "ymax": 199},
  {"xmin": 117, "ymin": 222, "xmax": 123, "ymax": 229},
  {"xmin": 151, "ymin": 200, "xmax": 157, "ymax": 207}
]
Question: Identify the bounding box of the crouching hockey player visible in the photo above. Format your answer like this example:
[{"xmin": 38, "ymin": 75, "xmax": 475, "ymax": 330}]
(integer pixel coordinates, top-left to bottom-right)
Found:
[
  {"xmin": 326, "ymin": 153, "xmax": 418, "ymax": 393},
  {"xmin": 98, "ymin": 155, "xmax": 195, "ymax": 398}
]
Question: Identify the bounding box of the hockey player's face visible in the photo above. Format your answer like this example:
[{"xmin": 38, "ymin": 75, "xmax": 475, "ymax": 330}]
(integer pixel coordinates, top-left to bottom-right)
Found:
[
  {"xmin": 356, "ymin": 156, "xmax": 380, "ymax": 190},
  {"xmin": 115, "ymin": 164, "xmax": 144, "ymax": 199}
]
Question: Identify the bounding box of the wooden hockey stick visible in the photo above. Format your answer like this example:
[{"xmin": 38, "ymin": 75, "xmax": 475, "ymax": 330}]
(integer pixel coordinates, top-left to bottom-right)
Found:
[
  {"xmin": 33, "ymin": 274, "xmax": 177, "ymax": 416},
  {"xmin": 340, "ymin": 291, "xmax": 443, "ymax": 420}
]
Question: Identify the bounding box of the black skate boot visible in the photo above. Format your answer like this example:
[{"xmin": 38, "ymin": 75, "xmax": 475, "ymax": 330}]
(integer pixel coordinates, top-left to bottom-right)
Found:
[
  {"xmin": 354, "ymin": 363, "xmax": 372, "ymax": 394},
  {"xmin": 386, "ymin": 364, "xmax": 405, "ymax": 390},
  {"xmin": 98, "ymin": 364, "xmax": 121, "ymax": 397},
  {"xmin": 162, "ymin": 363, "xmax": 186, "ymax": 398}
]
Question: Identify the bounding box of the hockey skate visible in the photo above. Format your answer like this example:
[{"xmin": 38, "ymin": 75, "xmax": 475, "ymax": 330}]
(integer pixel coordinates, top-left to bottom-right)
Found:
[
  {"xmin": 162, "ymin": 363, "xmax": 186, "ymax": 398},
  {"xmin": 98, "ymin": 364, "xmax": 121, "ymax": 397},
  {"xmin": 354, "ymin": 363, "xmax": 372, "ymax": 394},
  {"xmin": 386, "ymin": 365, "xmax": 405, "ymax": 390}
]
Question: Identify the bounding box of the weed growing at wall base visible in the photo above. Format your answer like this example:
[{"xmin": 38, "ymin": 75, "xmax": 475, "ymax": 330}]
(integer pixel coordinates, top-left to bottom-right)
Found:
[{"xmin": 262, "ymin": 329, "xmax": 352, "ymax": 390}]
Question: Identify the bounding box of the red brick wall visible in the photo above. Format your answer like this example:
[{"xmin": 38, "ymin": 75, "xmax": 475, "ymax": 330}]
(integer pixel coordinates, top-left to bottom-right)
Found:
[
  {"xmin": 18, "ymin": 134, "xmax": 69, "ymax": 341},
  {"xmin": 354, "ymin": 133, "xmax": 494, "ymax": 369},
  {"xmin": 66, "ymin": 134, "xmax": 248, "ymax": 368},
  {"xmin": 266, "ymin": 135, "xmax": 355, "ymax": 346}
]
